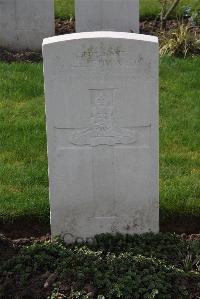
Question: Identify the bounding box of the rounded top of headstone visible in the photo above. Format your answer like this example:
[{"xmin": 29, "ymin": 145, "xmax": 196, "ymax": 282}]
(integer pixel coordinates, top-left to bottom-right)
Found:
[{"xmin": 42, "ymin": 31, "xmax": 158, "ymax": 48}]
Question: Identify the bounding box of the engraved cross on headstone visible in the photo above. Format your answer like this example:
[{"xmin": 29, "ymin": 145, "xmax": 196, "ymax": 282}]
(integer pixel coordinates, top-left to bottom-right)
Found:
[{"xmin": 69, "ymin": 88, "xmax": 136, "ymax": 218}]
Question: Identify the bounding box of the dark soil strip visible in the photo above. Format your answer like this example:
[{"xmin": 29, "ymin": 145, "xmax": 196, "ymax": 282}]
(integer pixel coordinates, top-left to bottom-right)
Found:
[
  {"xmin": 161, "ymin": 215, "xmax": 200, "ymax": 234},
  {"xmin": 55, "ymin": 18, "xmax": 75, "ymax": 35},
  {"xmin": 0, "ymin": 215, "xmax": 199, "ymax": 240},
  {"xmin": 0, "ymin": 48, "xmax": 42, "ymax": 63},
  {"xmin": 0, "ymin": 218, "xmax": 50, "ymax": 239},
  {"xmin": 1, "ymin": 19, "xmax": 199, "ymax": 63}
]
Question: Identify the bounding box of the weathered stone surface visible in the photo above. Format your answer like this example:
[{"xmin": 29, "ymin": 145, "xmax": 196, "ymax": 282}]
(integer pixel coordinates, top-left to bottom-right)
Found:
[
  {"xmin": 43, "ymin": 32, "xmax": 159, "ymax": 241},
  {"xmin": 0, "ymin": 0, "xmax": 54, "ymax": 51},
  {"xmin": 75, "ymin": 0, "xmax": 139, "ymax": 33}
]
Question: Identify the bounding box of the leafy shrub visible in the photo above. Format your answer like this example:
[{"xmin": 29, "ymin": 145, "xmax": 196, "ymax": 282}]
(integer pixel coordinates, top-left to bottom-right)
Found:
[
  {"xmin": 1, "ymin": 233, "xmax": 200, "ymax": 299},
  {"xmin": 160, "ymin": 23, "xmax": 200, "ymax": 57}
]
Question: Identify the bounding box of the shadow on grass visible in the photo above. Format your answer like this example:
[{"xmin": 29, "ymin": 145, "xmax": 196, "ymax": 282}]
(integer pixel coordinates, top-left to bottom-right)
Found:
[{"xmin": 1, "ymin": 215, "xmax": 200, "ymax": 239}]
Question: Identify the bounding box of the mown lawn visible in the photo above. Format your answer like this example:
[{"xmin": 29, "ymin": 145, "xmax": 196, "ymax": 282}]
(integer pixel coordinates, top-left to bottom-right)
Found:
[
  {"xmin": 159, "ymin": 57, "xmax": 200, "ymax": 219},
  {"xmin": 0, "ymin": 57, "xmax": 199, "ymax": 225},
  {"xmin": 0, "ymin": 63, "xmax": 48, "ymax": 222},
  {"xmin": 54, "ymin": 0, "xmax": 200, "ymax": 20}
]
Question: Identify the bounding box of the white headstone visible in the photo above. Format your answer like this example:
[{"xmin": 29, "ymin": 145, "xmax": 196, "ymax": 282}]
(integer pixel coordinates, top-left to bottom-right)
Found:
[
  {"xmin": 0, "ymin": 0, "xmax": 54, "ymax": 51},
  {"xmin": 43, "ymin": 32, "xmax": 159, "ymax": 241},
  {"xmin": 75, "ymin": 0, "xmax": 139, "ymax": 33}
]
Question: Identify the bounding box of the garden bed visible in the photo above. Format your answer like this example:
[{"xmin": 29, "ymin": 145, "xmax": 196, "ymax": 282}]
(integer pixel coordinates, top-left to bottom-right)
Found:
[
  {"xmin": 1, "ymin": 233, "xmax": 200, "ymax": 299},
  {"xmin": 0, "ymin": 19, "xmax": 199, "ymax": 63}
]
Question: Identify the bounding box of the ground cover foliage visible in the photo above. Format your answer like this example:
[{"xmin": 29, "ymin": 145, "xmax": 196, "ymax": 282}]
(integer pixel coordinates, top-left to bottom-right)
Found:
[{"xmin": 1, "ymin": 233, "xmax": 200, "ymax": 298}]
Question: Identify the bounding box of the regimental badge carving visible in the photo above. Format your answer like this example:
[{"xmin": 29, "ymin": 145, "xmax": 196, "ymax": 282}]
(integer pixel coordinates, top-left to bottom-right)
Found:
[{"xmin": 70, "ymin": 89, "xmax": 136, "ymax": 146}]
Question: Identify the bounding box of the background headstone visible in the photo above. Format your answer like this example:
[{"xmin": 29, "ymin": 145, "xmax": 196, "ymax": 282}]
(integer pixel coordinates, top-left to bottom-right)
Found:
[
  {"xmin": 43, "ymin": 32, "xmax": 159, "ymax": 241},
  {"xmin": 0, "ymin": 0, "xmax": 54, "ymax": 51},
  {"xmin": 75, "ymin": 0, "xmax": 139, "ymax": 33}
]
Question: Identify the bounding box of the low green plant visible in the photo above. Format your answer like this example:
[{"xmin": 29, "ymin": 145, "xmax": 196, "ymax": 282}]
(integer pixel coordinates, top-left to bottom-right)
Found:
[
  {"xmin": 1, "ymin": 233, "xmax": 200, "ymax": 298},
  {"xmin": 182, "ymin": 5, "xmax": 200, "ymax": 26},
  {"xmin": 182, "ymin": 253, "xmax": 200, "ymax": 272},
  {"xmin": 160, "ymin": 23, "xmax": 200, "ymax": 57},
  {"xmin": 50, "ymin": 288, "xmax": 67, "ymax": 299}
]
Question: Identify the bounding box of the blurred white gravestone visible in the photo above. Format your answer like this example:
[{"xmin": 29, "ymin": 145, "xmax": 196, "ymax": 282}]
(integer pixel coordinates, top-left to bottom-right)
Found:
[
  {"xmin": 0, "ymin": 0, "xmax": 54, "ymax": 51},
  {"xmin": 75, "ymin": 0, "xmax": 139, "ymax": 33},
  {"xmin": 43, "ymin": 32, "xmax": 159, "ymax": 241}
]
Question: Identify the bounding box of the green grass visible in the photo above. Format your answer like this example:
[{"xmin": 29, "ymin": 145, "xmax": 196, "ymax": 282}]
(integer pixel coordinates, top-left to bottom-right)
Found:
[
  {"xmin": 0, "ymin": 63, "xmax": 49, "ymax": 222},
  {"xmin": 55, "ymin": 0, "xmax": 74, "ymax": 19},
  {"xmin": 54, "ymin": 0, "xmax": 200, "ymax": 20},
  {"xmin": 0, "ymin": 57, "xmax": 199, "ymax": 224},
  {"xmin": 140, "ymin": 0, "xmax": 200, "ymax": 20},
  {"xmin": 159, "ymin": 57, "xmax": 200, "ymax": 218}
]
